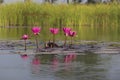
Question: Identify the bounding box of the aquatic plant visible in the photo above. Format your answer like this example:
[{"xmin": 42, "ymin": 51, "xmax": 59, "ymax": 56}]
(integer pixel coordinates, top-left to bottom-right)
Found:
[
  {"xmin": 68, "ymin": 30, "xmax": 76, "ymax": 45},
  {"xmin": 63, "ymin": 27, "xmax": 71, "ymax": 46},
  {"xmin": 32, "ymin": 26, "xmax": 41, "ymax": 49},
  {"xmin": 32, "ymin": 26, "xmax": 41, "ymax": 35},
  {"xmin": 22, "ymin": 34, "xmax": 29, "ymax": 40},
  {"xmin": 50, "ymin": 28, "xmax": 59, "ymax": 47},
  {"xmin": 22, "ymin": 34, "xmax": 28, "ymax": 50}
]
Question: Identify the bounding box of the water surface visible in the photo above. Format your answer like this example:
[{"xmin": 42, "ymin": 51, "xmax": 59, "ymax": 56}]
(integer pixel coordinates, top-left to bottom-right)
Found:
[
  {"xmin": 0, "ymin": 26, "xmax": 120, "ymax": 41},
  {"xmin": 0, "ymin": 53, "xmax": 120, "ymax": 80}
]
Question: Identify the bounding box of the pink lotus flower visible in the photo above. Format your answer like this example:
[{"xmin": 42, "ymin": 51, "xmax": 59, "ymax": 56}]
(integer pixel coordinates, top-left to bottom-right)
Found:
[
  {"xmin": 32, "ymin": 26, "xmax": 41, "ymax": 50},
  {"xmin": 63, "ymin": 27, "xmax": 71, "ymax": 36},
  {"xmin": 63, "ymin": 27, "xmax": 71, "ymax": 46},
  {"xmin": 68, "ymin": 30, "xmax": 77, "ymax": 46},
  {"xmin": 69, "ymin": 31, "xmax": 76, "ymax": 37},
  {"xmin": 22, "ymin": 34, "xmax": 28, "ymax": 40},
  {"xmin": 49, "ymin": 28, "xmax": 59, "ymax": 47},
  {"xmin": 22, "ymin": 34, "xmax": 29, "ymax": 51},
  {"xmin": 32, "ymin": 27, "xmax": 41, "ymax": 35},
  {"xmin": 50, "ymin": 28, "xmax": 59, "ymax": 35}
]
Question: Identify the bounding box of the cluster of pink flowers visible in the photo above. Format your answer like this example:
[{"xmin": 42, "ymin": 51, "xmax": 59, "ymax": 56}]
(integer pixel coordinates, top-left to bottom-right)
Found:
[
  {"xmin": 21, "ymin": 26, "xmax": 77, "ymax": 50},
  {"xmin": 63, "ymin": 27, "xmax": 76, "ymax": 37},
  {"xmin": 22, "ymin": 27, "xmax": 41, "ymax": 40},
  {"xmin": 22, "ymin": 27, "xmax": 76, "ymax": 40},
  {"xmin": 49, "ymin": 27, "xmax": 76, "ymax": 37}
]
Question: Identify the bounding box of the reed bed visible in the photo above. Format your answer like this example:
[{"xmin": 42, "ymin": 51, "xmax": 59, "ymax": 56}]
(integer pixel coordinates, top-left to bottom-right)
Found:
[
  {"xmin": 0, "ymin": 2, "xmax": 120, "ymax": 41},
  {"xmin": 0, "ymin": 2, "xmax": 120, "ymax": 28}
]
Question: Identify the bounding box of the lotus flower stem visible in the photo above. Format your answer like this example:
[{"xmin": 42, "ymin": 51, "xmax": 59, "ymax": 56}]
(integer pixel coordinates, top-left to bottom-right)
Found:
[
  {"xmin": 53, "ymin": 34, "xmax": 55, "ymax": 45},
  {"xmin": 70, "ymin": 37, "xmax": 73, "ymax": 45},
  {"xmin": 35, "ymin": 35, "xmax": 39, "ymax": 49},
  {"xmin": 64, "ymin": 36, "xmax": 67, "ymax": 46},
  {"xmin": 68, "ymin": 30, "xmax": 76, "ymax": 48},
  {"xmin": 22, "ymin": 34, "xmax": 28, "ymax": 51},
  {"xmin": 50, "ymin": 28, "xmax": 59, "ymax": 48},
  {"xmin": 24, "ymin": 40, "xmax": 27, "ymax": 51},
  {"xmin": 62, "ymin": 27, "xmax": 71, "ymax": 47},
  {"xmin": 31, "ymin": 26, "xmax": 41, "ymax": 50}
]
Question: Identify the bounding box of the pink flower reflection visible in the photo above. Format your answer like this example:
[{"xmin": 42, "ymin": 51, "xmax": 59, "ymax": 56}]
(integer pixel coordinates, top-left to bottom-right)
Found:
[
  {"xmin": 64, "ymin": 55, "xmax": 71, "ymax": 63},
  {"xmin": 31, "ymin": 57, "xmax": 40, "ymax": 74},
  {"xmin": 52, "ymin": 57, "xmax": 59, "ymax": 65},
  {"xmin": 32, "ymin": 58, "xmax": 40, "ymax": 65},
  {"xmin": 71, "ymin": 54, "xmax": 77, "ymax": 60},
  {"xmin": 21, "ymin": 54, "xmax": 28, "ymax": 60},
  {"xmin": 64, "ymin": 54, "xmax": 77, "ymax": 63},
  {"xmin": 64, "ymin": 54, "xmax": 77, "ymax": 71},
  {"xmin": 52, "ymin": 57, "xmax": 59, "ymax": 70}
]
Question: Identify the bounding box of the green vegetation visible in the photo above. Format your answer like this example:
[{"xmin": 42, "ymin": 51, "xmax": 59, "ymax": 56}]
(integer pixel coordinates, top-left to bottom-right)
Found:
[
  {"xmin": 0, "ymin": 2, "xmax": 120, "ymax": 28},
  {"xmin": 0, "ymin": 2, "xmax": 120, "ymax": 41}
]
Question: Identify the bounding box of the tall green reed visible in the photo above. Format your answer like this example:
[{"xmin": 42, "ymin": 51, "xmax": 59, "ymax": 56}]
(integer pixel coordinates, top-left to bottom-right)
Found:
[{"xmin": 0, "ymin": 2, "xmax": 120, "ymax": 28}]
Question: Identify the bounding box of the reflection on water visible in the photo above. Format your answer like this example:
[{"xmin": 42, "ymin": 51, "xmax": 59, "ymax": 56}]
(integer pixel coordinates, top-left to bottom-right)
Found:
[
  {"xmin": 20, "ymin": 54, "xmax": 28, "ymax": 60},
  {"xmin": 0, "ymin": 53, "xmax": 120, "ymax": 80}
]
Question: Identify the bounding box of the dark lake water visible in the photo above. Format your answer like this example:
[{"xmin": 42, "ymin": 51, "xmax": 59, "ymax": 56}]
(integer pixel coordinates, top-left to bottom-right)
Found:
[{"xmin": 0, "ymin": 53, "xmax": 120, "ymax": 80}]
